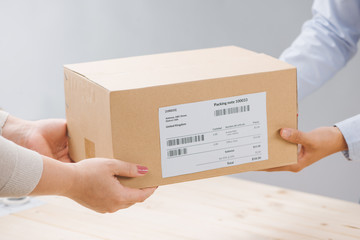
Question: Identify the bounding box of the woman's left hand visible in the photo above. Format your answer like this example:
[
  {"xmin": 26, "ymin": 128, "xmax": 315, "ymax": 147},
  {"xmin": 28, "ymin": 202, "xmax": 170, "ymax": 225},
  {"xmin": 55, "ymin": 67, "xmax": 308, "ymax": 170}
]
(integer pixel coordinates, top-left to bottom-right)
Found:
[{"xmin": 2, "ymin": 115, "xmax": 71, "ymax": 163}]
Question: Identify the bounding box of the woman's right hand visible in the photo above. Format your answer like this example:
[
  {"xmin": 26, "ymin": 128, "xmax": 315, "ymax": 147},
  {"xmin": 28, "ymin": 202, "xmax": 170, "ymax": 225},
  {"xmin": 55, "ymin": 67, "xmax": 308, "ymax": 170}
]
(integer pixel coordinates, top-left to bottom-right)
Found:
[
  {"xmin": 66, "ymin": 158, "xmax": 156, "ymax": 213},
  {"xmin": 31, "ymin": 156, "xmax": 156, "ymax": 213}
]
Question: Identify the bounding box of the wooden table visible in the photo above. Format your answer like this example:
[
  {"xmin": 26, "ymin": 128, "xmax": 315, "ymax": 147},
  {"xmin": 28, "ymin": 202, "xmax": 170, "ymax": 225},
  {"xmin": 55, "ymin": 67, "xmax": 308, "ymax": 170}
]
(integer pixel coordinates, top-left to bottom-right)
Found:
[{"xmin": 1, "ymin": 177, "xmax": 359, "ymax": 240}]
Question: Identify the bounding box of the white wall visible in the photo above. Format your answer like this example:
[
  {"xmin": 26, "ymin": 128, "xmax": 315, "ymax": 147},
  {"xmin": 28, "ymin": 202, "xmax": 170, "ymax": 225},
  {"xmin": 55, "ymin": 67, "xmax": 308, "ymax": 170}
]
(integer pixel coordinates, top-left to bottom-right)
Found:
[{"xmin": 1, "ymin": 0, "xmax": 359, "ymax": 202}]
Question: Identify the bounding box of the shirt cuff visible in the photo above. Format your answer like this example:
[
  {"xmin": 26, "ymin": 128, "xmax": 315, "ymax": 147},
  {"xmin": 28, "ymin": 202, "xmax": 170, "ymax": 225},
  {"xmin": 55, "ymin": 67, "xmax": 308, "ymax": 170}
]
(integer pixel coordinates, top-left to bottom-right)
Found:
[
  {"xmin": 335, "ymin": 114, "xmax": 360, "ymax": 161},
  {"xmin": 0, "ymin": 110, "xmax": 9, "ymax": 136}
]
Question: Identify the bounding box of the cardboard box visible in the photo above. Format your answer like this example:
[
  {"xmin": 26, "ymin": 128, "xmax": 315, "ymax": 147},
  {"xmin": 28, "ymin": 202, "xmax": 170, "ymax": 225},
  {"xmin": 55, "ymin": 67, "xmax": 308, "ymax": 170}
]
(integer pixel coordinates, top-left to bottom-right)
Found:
[{"xmin": 64, "ymin": 46, "xmax": 297, "ymax": 188}]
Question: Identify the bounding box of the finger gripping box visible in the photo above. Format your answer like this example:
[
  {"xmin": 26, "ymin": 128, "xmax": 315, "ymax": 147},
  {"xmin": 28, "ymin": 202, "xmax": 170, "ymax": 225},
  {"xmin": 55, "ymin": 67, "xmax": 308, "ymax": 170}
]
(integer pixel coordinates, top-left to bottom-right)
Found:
[{"xmin": 64, "ymin": 46, "xmax": 297, "ymax": 188}]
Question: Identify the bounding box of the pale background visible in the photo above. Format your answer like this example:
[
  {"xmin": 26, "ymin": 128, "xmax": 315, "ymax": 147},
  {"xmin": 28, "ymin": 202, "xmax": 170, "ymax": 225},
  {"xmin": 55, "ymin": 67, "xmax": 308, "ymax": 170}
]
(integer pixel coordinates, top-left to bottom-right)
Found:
[{"xmin": 1, "ymin": 0, "xmax": 360, "ymax": 202}]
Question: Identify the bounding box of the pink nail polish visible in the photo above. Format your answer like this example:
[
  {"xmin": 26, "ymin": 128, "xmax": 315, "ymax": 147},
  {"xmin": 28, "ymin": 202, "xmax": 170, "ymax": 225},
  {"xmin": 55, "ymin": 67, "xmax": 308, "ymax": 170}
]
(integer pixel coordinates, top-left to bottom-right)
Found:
[{"xmin": 137, "ymin": 165, "xmax": 148, "ymax": 174}]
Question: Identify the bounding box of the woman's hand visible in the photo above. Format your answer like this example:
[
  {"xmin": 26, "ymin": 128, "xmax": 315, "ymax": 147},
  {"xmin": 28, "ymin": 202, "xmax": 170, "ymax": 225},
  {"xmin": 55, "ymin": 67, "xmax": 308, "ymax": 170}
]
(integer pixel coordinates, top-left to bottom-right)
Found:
[
  {"xmin": 266, "ymin": 127, "xmax": 348, "ymax": 172},
  {"xmin": 2, "ymin": 115, "xmax": 71, "ymax": 162},
  {"xmin": 31, "ymin": 156, "xmax": 157, "ymax": 213},
  {"xmin": 67, "ymin": 158, "xmax": 156, "ymax": 212},
  {"xmin": 2, "ymin": 114, "xmax": 157, "ymax": 213}
]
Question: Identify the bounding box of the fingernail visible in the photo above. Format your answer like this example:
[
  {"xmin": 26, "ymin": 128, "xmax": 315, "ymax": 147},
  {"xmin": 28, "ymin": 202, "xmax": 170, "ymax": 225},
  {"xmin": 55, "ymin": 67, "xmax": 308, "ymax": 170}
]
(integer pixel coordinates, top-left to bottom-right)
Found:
[
  {"xmin": 281, "ymin": 129, "xmax": 291, "ymax": 139},
  {"xmin": 137, "ymin": 165, "xmax": 148, "ymax": 174}
]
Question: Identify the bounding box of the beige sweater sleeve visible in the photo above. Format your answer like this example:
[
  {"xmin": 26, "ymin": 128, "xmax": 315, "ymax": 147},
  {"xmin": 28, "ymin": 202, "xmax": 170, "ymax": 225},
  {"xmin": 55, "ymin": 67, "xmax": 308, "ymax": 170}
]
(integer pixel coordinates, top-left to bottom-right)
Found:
[{"xmin": 0, "ymin": 111, "xmax": 43, "ymax": 197}]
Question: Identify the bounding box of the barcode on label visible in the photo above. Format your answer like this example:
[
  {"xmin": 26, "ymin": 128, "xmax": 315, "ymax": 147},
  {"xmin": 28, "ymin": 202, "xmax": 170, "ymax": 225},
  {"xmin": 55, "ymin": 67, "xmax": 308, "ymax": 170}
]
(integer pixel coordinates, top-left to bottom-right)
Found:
[
  {"xmin": 167, "ymin": 135, "xmax": 205, "ymax": 146},
  {"xmin": 167, "ymin": 148, "xmax": 188, "ymax": 157},
  {"xmin": 214, "ymin": 105, "xmax": 250, "ymax": 117}
]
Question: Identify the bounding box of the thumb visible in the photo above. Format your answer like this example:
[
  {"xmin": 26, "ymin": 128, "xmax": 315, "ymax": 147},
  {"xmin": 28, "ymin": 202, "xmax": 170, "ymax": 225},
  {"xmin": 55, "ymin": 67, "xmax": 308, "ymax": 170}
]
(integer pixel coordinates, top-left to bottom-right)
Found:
[
  {"xmin": 112, "ymin": 160, "xmax": 149, "ymax": 177},
  {"xmin": 280, "ymin": 128, "xmax": 308, "ymax": 145}
]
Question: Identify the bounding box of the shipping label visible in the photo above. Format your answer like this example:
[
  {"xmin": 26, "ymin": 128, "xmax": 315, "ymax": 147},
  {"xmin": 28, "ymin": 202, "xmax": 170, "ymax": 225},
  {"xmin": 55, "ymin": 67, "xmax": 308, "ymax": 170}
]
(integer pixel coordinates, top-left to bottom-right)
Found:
[{"xmin": 159, "ymin": 92, "xmax": 268, "ymax": 178}]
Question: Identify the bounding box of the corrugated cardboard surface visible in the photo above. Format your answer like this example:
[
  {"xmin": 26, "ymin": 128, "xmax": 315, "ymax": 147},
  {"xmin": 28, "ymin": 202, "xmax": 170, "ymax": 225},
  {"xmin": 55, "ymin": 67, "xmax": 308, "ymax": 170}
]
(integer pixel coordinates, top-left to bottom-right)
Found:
[
  {"xmin": 64, "ymin": 46, "xmax": 297, "ymax": 188},
  {"xmin": 64, "ymin": 68, "xmax": 114, "ymax": 161}
]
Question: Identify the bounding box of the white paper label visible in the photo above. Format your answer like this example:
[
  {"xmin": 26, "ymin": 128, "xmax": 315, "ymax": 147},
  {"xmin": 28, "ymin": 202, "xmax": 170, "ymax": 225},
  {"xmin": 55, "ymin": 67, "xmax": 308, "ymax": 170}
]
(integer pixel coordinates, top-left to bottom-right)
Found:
[{"xmin": 159, "ymin": 92, "xmax": 268, "ymax": 178}]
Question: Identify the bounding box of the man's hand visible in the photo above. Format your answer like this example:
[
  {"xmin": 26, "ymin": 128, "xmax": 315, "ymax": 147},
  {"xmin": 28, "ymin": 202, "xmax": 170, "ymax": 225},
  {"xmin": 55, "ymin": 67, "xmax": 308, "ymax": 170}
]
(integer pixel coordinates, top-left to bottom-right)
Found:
[
  {"xmin": 2, "ymin": 115, "xmax": 71, "ymax": 162},
  {"xmin": 266, "ymin": 127, "xmax": 348, "ymax": 172}
]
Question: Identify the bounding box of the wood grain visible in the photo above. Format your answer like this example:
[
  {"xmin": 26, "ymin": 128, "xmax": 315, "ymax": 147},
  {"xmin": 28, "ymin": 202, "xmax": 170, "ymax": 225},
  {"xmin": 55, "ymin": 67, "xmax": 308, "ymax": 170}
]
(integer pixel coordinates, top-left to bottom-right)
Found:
[{"xmin": 1, "ymin": 177, "xmax": 359, "ymax": 240}]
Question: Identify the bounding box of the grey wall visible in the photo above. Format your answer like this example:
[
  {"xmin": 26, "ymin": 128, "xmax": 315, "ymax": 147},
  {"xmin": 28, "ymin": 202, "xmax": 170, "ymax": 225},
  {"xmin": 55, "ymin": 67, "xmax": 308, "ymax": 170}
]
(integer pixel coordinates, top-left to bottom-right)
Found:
[{"xmin": 1, "ymin": 0, "xmax": 359, "ymax": 202}]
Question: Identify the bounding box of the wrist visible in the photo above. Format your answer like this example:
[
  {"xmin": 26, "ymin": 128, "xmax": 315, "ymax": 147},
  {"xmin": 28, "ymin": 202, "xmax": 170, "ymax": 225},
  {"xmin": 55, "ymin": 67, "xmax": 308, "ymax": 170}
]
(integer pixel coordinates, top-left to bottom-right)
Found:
[
  {"xmin": 331, "ymin": 126, "xmax": 348, "ymax": 153},
  {"xmin": 30, "ymin": 156, "xmax": 77, "ymax": 196},
  {"xmin": 2, "ymin": 115, "xmax": 34, "ymax": 147},
  {"xmin": 61, "ymin": 163, "xmax": 80, "ymax": 198},
  {"xmin": 0, "ymin": 110, "xmax": 9, "ymax": 135}
]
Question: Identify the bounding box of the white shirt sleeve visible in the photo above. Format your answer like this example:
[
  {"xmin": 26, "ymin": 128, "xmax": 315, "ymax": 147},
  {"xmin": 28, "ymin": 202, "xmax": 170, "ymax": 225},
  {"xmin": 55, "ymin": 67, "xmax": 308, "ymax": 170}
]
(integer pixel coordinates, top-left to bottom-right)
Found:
[
  {"xmin": 280, "ymin": 0, "xmax": 360, "ymax": 100},
  {"xmin": 0, "ymin": 111, "xmax": 43, "ymax": 197},
  {"xmin": 335, "ymin": 115, "xmax": 360, "ymax": 161},
  {"xmin": 279, "ymin": 0, "xmax": 360, "ymax": 160}
]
